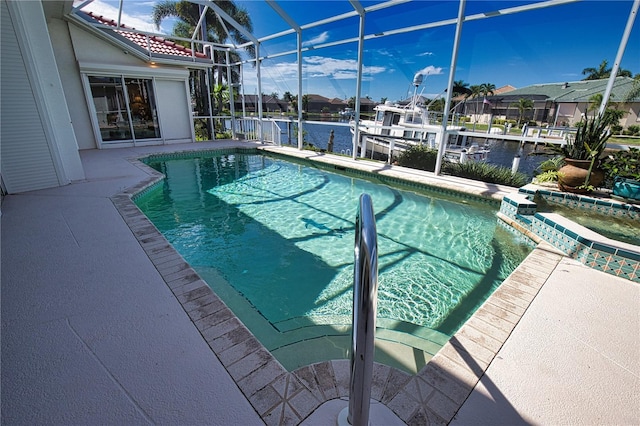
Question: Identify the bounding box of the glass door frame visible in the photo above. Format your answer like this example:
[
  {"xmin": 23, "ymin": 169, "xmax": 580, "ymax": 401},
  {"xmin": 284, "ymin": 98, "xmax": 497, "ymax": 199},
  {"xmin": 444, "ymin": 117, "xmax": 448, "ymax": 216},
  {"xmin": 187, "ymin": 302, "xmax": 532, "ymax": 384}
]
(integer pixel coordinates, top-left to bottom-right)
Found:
[{"xmin": 82, "ymin": 73, "xmax": 162, "ymax": 148}]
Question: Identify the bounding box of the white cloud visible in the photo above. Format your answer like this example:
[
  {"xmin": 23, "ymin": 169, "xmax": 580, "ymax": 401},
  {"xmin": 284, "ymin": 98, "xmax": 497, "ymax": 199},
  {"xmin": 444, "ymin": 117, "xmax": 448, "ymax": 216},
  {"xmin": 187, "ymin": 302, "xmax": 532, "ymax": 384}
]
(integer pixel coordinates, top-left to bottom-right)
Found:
[
  {"xmin": 415, "ymin": 65, "xmax": 443, "ymax": 77},
  {"xmin": 75, "ymin": 0, "xmax": 168, "ymax": 33},
  {"xmin": 241, "ymin": 55, "xmax": 388, "ymax": 97},
  {"xmin": 417, "ymin": 52, "xmax": 434, "ymax": 57},
  {"xmin": 303, "ymin": 56, "xmax": 386, "ymax": 79},
  {"xmin": 302, "ymin": 31, "xmax": 330, "ymax": 47}
]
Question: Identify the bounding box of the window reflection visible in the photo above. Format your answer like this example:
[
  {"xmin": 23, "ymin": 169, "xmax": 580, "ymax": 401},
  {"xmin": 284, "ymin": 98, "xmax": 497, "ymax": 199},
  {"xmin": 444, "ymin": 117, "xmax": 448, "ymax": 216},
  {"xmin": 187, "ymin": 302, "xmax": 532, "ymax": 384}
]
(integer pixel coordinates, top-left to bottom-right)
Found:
[{"xmin": 125, "ymin": 78, "xmax": 160, "ymax": 140}]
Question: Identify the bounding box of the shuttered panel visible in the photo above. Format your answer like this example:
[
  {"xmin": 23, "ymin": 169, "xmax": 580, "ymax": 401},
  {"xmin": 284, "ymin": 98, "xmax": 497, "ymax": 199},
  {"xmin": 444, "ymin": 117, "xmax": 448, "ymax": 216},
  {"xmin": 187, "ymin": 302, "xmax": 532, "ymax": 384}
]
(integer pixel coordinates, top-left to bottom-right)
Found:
[
  {"xmin": 155, "ymin": 79, "xmax": 193, "ymax": 143},
  {"xmin": 0, "ymin": 1, "xmax": 59, "ymax": 194}
]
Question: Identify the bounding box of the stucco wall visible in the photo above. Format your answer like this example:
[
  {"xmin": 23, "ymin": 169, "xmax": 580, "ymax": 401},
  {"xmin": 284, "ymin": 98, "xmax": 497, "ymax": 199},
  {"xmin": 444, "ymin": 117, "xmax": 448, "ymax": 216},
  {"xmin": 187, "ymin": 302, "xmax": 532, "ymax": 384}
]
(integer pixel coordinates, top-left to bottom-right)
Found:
[
  {"xmin": 48, "ymin": 18, "xmax": 97, "ymax": 150},
  {"xmin": 67, "ymin": 22, "xmax": 195, "ymax": 147},
  {"xmin": 68, "ymin": 24, "xmax": 147, "ymax": 67}
]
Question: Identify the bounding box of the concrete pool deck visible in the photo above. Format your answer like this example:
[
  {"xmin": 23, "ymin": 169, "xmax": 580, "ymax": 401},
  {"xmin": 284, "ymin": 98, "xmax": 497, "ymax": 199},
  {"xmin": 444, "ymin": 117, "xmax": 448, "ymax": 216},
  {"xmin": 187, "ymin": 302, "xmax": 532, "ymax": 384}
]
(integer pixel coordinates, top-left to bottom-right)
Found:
[{"xmin": 2, "ymin": 141, "xmax": 638, "ymax": 425}]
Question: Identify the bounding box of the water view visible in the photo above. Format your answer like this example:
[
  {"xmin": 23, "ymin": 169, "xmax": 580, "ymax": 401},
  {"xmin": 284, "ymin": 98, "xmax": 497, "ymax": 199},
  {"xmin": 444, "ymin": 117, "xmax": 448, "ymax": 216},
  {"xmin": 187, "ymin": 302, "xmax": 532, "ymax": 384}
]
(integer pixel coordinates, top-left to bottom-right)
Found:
[{"xmin": 277, "ymin": 121, "xmax": 547, "ymax": 177}]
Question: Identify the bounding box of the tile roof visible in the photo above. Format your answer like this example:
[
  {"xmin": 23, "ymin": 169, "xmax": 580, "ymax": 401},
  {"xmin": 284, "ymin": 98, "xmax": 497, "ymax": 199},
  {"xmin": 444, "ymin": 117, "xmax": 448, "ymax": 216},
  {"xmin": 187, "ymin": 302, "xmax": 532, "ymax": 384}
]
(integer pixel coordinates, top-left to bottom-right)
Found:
[
  {"xmin": 85, "ymin": 11, "xmax": 208, "ymax": 60},
  {"xmin": 500, "ymin": 77, "xmax": 638, "ymax": 103}
]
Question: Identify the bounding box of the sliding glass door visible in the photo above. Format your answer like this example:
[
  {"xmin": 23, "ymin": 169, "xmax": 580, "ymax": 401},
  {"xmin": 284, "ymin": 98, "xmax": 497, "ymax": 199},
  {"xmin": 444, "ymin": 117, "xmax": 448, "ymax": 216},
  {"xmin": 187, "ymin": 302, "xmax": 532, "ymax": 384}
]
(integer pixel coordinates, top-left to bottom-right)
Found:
[
  {"xmin": 88, "ymin": 75, "xmax": 160, "ymax": 145},
  {"xmin": 125, "ymin": 78, "xmax": 160, "ymax": 140}
]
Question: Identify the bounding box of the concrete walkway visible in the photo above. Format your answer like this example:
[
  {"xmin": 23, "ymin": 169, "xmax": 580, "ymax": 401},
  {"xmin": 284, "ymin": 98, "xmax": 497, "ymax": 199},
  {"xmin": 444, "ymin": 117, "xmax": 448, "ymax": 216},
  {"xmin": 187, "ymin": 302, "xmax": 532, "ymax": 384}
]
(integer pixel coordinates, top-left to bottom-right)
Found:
[
  {"xmin": 451, "ymin": 256, "xmax": 639, "ymax": 425},
  {"xmin": 2, "ymin": 142, "xmax": 638, "ymax": 425}
]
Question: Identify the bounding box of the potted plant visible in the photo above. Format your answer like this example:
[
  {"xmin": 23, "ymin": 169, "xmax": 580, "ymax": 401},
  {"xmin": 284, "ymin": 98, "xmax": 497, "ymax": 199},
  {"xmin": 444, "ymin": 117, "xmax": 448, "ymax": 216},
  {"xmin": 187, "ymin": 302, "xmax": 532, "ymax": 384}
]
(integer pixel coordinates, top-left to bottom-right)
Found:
[
  {"xmin": 532, "ymin": 156, "xmax": 565, "ymax": 186},
  {"xmin": 602, "ymin": 147, "xmax": 640, "ymax": 202},
  {"xmin": 547, "ymin": 112, "xmax": 610, "ymax": 193}
]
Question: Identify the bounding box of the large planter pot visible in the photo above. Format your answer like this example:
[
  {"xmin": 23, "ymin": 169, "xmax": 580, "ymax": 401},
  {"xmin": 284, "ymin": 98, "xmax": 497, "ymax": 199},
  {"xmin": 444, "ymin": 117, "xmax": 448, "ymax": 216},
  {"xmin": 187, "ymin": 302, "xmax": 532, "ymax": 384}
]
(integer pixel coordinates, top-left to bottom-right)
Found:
[
  {"xmin": 558, "ymin": 158, "xmax": 604, "ymax": 193},
  {"xmin": 612, "ymin": 177, "xmax": 640, "ymax": 202}
]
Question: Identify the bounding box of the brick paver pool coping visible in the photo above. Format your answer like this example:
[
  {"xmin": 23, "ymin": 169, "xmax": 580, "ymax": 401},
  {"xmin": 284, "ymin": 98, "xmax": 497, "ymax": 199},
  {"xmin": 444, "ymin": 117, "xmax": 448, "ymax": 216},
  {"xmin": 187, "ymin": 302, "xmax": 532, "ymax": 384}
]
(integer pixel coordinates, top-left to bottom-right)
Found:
[{"xmin": 112, "ymin": 148, "xmax": 562, "ymax": 425}]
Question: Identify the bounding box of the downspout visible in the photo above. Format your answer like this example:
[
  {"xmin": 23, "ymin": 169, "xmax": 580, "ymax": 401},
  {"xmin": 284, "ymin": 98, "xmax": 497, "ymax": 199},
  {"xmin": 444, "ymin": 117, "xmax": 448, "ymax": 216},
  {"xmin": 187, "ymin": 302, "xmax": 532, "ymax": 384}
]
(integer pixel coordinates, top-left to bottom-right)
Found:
[{"xmin": 435, "ymin": 0, "xmax": 466, "ymax": 175}]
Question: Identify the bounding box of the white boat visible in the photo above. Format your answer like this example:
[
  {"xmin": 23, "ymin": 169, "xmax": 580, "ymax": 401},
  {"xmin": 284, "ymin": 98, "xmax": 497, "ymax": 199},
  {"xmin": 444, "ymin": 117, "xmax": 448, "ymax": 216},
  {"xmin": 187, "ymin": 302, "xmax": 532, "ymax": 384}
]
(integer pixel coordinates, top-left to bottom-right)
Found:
[
  {"xmin": 339, "ymin": 107, "xmax": 354, "ymax": 119},
  {"xmin": 350, "ymin": 73, "xmax": 489, "ymax": 164}
]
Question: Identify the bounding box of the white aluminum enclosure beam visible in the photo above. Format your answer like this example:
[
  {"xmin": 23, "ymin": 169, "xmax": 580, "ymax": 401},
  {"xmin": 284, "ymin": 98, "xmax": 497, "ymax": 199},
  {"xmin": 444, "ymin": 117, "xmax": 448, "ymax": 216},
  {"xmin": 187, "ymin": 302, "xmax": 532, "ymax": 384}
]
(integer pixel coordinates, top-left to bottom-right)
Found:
[
  {"xmin": 265, "ymin": 0, "xmax": 304, "ymax": 149},
  {"xmin": 116, "ymin": 0, "xmax": 123, "ymax": 28},
  {"xmin": 266, "ymin": 0, "xmax": 300, "ymax": 32},
  {"xmin": 598, "ymin": 0, "xmax": 639, "ymax": 116},
  {"xmin": 351, "ymin": 0, "xmax": 365, "ymax": 160},
  {"xmin": 297, "ymin": 30, "xmax": 303, "ymax": 150},
  {"xmin": 435, "ymin": 0, "xmax": 467, "ymax": 176},
  {"xmin": 226, "ymin": 50, "xmax": 237, "ymax": 138},
  {"xmin": 191, "ymin": 5, "xmax": 208, "ymax": 40},
  {"xmin": 235, "ymin": 0, "xmax": 578, "ymax": 67},
  {"xmin": 193, "ymin": 0, "xmax": 259, "ymax": 45}
]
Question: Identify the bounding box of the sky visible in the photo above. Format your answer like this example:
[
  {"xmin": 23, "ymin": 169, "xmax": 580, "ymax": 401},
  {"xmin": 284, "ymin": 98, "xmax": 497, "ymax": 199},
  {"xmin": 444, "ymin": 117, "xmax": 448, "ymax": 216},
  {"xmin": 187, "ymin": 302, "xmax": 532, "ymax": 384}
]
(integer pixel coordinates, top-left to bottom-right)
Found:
[{"xmin": 77, "ymin": 0, "xmax": 640, "ymax": 102}]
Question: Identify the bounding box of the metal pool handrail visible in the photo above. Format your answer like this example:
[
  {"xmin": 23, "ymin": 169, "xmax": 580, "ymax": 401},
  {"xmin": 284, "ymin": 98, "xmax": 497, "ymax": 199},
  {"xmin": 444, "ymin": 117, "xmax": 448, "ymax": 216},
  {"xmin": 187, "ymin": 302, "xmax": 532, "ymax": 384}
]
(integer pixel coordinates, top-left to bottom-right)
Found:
[{"xmin": 347, "ymin": 193, "xmax": 379, "ymax": 426}]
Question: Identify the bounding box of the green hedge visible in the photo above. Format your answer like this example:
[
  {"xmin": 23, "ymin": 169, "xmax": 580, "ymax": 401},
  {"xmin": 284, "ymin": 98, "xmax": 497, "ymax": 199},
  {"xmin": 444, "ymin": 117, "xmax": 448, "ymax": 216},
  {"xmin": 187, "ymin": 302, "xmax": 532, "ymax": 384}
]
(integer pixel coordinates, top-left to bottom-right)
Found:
[
  {"xmin": 396, "ymin": 145, "xmax": 529, "ymax": 187},
  {"xmin": 396, "ymin": 145, "xmax": 438, "ymax": 171},
  {"xmin": 443, "ymin": 161, "xmax": 529, "ymax": 187}
]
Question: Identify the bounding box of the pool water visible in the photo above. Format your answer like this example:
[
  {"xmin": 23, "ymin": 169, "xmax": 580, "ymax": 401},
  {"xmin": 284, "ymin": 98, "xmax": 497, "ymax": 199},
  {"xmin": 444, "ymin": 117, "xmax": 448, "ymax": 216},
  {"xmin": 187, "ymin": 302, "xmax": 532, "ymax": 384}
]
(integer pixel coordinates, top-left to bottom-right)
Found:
[
  {"xmin": 534, "ymin": 197, "xmax": 640, "ymax": 246},
  {"xmin": 136, "ymin": 152, "xmax": 531, "ymax": 365}
]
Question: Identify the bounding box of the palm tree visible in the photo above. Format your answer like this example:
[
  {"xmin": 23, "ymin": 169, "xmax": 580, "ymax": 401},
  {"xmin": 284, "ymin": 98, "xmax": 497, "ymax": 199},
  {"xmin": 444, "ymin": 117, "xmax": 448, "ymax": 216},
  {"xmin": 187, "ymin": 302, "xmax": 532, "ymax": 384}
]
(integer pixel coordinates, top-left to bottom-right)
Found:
[
  {"xmin": 152, "ymin": 1, "xmax": 255, "ymax": 113},
  {"xmin": 624, "ymin": 75, "xmax": 640, "ymax": 102},
  {"xmin": 587, "ymin": 93, "xmax": 604, "ymax": 114},
  {"xmin": 480, "ymin": 82, "xmax": 495, "ymax": 101},
  {"xmin": 468, "ymin": 85, "xmax": 483, "ymax": 128},
  {"xmin": 510, "ymin": 98, "xmax": 534, "ymax": 128},
  {"xmin": 479, "ymin": 83, "xmax": 496, "ymax": 116},
  {"xmin": 301, "ymin": 94, "xmax": 310, "ymax": 113},
  {"xmin": 582, "ymin": 59, "xmax": 633, "ymax": 81},
  {"xmin": 452, "ymin": 80, "xmax": 471, "ymax": 97},
  {"xmin": 582, "ymin": 60, "xmax": 611, "ymax": 80}
]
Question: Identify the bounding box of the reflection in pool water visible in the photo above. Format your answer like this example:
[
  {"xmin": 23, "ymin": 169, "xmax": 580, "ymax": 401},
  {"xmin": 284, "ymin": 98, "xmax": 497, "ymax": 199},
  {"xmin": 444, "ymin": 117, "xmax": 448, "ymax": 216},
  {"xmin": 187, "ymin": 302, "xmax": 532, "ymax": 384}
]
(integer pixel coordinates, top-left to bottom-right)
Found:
[{"xmin": 136, "ymin": 152, "xmax": 532, "ymax": 368}]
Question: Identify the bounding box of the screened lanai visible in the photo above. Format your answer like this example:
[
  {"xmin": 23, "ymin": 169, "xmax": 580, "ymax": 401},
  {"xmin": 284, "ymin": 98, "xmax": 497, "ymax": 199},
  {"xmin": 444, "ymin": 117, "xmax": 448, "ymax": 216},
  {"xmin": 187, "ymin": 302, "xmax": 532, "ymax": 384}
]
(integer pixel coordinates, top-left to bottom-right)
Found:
[{"xmin": 70, "ymin": 0, "xmax": 638, "ymax": 169}]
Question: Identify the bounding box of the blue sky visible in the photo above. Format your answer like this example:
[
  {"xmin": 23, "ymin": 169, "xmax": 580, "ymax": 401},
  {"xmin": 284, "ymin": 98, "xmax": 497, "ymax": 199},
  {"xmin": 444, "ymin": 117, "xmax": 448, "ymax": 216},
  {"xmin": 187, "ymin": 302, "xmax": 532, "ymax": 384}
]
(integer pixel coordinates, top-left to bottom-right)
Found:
[{"xmin": 78, "ymin": 0, "xmax": 639, "ymax": 102}]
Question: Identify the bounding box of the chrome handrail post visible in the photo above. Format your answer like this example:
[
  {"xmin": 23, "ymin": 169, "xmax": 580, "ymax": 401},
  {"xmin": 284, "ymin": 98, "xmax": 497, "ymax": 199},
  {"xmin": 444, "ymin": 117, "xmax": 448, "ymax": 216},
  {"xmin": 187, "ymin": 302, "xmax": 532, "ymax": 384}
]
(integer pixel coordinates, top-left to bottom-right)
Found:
[{"xmin": 348, "ymin": 193, "xmax": 378, "ymax": 426}]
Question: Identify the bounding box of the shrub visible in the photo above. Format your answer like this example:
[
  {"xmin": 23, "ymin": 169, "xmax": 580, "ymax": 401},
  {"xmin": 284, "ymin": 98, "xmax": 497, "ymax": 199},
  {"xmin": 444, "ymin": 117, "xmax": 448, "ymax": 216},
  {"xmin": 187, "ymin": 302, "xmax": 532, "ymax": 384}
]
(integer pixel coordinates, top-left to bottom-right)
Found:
[
  {"xmin": 442, "ymin": 161, "xmax": 529, "ymax": 187},
  {"xmin": 601, "ymin": 147, "xmax": 640, "ymax": 187},
  {"xmin": 626, "ymin": 125, "xmax": 640, "ymax": 136},
  {"xmin": 534, "ymin": 156, "xmax": 565, "ymax": 174},
  {"xmin": 396, "ymin": 145, "xmax": 438, "ymax": 171}
]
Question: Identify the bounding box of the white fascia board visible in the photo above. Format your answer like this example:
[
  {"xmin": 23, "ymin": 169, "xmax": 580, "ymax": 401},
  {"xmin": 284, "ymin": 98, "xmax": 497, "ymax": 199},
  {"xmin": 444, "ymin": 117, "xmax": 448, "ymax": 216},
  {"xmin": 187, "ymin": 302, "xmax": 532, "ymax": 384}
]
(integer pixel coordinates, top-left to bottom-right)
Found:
[{"xmin": 78, "ymin": 62, "xmax": 190, "ymax": 79}]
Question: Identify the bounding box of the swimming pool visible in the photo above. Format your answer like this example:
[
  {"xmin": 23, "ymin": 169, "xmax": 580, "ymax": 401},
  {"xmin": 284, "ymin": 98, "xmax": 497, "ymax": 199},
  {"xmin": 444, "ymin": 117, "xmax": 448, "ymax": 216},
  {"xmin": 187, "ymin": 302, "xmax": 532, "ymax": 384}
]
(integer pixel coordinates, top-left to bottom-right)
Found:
[{"xmin": 135, "ymin": 150, "xmax": 531, "ymax": 371}]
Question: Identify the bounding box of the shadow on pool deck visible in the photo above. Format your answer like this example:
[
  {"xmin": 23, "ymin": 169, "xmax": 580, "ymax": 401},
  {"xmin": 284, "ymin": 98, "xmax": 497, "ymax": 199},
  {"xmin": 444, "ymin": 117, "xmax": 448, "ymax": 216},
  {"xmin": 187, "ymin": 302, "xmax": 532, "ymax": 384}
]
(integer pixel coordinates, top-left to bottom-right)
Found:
[{"xmin": 2, "ymin": 141, "xmax": 638, "ymax": 425}]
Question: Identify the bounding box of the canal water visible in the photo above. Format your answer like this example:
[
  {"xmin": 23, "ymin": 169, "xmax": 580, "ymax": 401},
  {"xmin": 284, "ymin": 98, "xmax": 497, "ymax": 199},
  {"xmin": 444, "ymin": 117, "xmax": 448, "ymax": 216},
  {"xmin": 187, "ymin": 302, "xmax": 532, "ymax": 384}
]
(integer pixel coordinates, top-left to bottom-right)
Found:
[{"xmin": 278, "ymin": 121, "xmax": 548, "ymax": 178}]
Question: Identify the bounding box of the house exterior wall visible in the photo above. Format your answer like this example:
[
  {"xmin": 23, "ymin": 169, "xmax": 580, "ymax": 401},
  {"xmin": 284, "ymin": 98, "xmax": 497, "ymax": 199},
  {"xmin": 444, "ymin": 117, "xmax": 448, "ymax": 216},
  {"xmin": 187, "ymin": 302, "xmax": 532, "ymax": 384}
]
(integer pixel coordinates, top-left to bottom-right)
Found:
[
  {"xmin": 48, "ymin": 17, "xmax": 96, "ymax": 150},
  {"xmin": 68, "ymin": 24, "xmax": 148, "ymax": 68},
  {"xmin": 68, "ymin": 24, "xmax": 195, "ymax": 147},
  {"xmin": 1, "ymin": 0, "xmax": 84, "ymax": 194}
]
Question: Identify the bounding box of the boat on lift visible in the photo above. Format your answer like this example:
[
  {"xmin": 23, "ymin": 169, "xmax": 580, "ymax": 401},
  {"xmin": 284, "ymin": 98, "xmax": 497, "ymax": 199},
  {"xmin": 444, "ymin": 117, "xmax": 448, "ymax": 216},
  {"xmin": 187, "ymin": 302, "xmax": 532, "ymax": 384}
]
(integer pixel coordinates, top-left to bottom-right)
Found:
[
  {"xmin": 339, "ymin": 107, "xmax": 354, "ymax": 119},
  {"xmin": 350, "ymin": 72, "xmax": 489, "ymax": 164}
]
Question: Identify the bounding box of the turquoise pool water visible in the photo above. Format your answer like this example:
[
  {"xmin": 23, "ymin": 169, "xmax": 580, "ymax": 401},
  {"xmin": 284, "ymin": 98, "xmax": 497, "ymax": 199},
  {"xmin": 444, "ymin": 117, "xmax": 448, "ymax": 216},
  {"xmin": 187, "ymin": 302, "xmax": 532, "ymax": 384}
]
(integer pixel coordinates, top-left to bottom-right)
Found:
[{"xmin": 136, "ymin": 152, "xmax": 531, "ymax": 359}]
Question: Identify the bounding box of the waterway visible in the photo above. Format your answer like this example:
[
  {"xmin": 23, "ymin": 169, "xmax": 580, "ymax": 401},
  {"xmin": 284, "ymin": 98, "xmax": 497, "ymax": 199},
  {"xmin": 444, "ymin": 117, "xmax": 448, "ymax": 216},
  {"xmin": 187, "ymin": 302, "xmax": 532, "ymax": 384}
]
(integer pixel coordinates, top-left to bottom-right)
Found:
[{"xmin": 277, "ymin": 121, "xmax": 547, "ymax": 178}]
